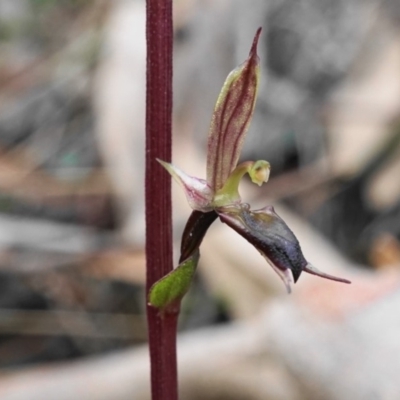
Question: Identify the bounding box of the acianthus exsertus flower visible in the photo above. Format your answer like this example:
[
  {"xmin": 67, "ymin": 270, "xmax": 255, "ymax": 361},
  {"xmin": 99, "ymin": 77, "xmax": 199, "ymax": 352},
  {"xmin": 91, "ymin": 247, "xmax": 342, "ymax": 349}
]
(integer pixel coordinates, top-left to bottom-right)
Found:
[{"xmin": 149, "ymin": 28, "xmax": 350, "ymax": 312}]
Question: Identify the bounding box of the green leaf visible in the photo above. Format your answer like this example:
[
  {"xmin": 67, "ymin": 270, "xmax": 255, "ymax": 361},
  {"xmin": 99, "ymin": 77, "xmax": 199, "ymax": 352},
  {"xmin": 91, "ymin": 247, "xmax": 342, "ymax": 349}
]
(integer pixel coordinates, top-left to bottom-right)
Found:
[
  {"xmin": 206, "ymin": 28, "xmax": 261, "ymax": 192},
  {"xmin": 148, "ymin": 251, "xmax": 199, "ymax": 312}
]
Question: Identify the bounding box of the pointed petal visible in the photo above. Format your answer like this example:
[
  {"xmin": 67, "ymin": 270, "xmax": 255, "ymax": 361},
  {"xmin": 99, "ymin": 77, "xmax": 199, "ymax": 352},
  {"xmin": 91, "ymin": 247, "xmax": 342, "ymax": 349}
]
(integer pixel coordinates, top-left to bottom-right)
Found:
[
  {"xmin": 148, "ymin": 251, "xmax": 199, "ymax": 313},
  {"xmin": 266, "ymin": 260, "xmax": 294, "ymax": 293},
  {"xmin": 303, "ymin": 263, "xmax": 351, "ymax": 284},
  {"xmin": 157, "ymin": 159, "xmax": 214, "ymax": 211},
  {"xmin": 180, "ymin": 210, "xmax": 218, "ymax": 262},
  {"xmin": 206, "ymin": 28, "xmax": 261, "ymax": 191}
]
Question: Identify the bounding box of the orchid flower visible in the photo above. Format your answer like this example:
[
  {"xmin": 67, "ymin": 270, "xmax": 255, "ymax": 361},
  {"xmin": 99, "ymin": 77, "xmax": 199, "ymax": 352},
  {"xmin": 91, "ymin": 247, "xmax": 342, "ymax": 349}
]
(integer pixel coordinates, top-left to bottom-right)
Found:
[{"xmin": 149, "ymin": 28, "xmax": 350, "ymax": 313}]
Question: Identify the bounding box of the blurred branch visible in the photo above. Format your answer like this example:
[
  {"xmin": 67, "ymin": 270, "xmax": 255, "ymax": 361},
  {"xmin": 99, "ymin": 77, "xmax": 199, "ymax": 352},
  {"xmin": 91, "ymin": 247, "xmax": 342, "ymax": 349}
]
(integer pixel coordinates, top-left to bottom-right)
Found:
[
  {"xmin": 0, "ymin": 246, "xmax": 146, "ymax": 287},
  {"xmin": 0, "ymin": 0, "xmax": 109, "ymax": 99},
  {"xmin": 0, "ymin": 148, "xmax": 111, "ymax": 200},
  {"xmin": 0, "ymin": 322, "xmax": 298, "ymax": 400},
  {"xmin": 0, "ymin": 213, "xmax": 113, "ymax": 254},
  {"xmin": 0, "ymin": 309, "xmax": 146, "ymax": 340}
]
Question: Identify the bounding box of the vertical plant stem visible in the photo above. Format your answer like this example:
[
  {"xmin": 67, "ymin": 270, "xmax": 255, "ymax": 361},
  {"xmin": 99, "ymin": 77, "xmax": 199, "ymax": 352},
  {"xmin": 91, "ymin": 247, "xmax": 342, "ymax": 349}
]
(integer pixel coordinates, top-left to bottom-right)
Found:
[{"xmin": 145, "ymin": 0, "xmax": 177, "ymax": 400}]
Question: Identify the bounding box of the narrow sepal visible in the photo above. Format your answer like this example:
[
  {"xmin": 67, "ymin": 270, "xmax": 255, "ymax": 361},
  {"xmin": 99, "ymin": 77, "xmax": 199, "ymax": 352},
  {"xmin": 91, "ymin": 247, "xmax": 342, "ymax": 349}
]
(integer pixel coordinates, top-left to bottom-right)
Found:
[
  {"xmin": 206, "ymin": 28, "xmax": 261, "ymax": 191},
  {"xmin": 148, "ymin": 251, "xmax": 199, "ymax": 313},
  {"xmin": 157, "ymin": 159, "xmax": 214, "ymax": 211},
  {"xmin": 180, "ymin": 210, "xmax": 218, "ymax": 262},
  {"xmin": 304, "ymin": 263, "xmax": 351, "ymax": 284}
]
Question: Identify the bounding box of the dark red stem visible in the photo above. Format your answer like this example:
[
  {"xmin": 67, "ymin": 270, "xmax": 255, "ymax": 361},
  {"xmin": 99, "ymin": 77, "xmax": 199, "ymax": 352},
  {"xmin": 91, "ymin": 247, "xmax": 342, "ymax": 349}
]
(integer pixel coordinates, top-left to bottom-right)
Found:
[{"xmin": 145, "ymin": 0, "xmax": 177, "ymax": 400}]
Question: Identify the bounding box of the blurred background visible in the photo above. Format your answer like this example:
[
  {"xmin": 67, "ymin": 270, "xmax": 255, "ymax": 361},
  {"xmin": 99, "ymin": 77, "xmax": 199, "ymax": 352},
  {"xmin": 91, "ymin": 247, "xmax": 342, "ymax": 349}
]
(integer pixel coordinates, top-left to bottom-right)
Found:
[{"xmin": 0, "ymin": 0, "xmax": 400, "ymax": 399}]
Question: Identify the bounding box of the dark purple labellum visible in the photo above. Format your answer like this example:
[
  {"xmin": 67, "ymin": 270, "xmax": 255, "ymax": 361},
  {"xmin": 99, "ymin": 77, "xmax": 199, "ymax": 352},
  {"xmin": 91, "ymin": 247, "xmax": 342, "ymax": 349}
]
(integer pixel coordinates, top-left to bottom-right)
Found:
[{"xmin": 219, "ymin": 205, "xmax": 307, "ymax": 284}]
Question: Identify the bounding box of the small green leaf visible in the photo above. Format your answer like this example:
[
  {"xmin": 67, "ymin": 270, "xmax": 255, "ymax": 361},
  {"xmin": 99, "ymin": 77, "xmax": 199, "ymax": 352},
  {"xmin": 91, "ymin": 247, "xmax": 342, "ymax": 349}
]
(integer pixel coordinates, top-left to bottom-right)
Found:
[{"xmin": 148, "ymin": 251, "xmax": 199, "ymax": 312}]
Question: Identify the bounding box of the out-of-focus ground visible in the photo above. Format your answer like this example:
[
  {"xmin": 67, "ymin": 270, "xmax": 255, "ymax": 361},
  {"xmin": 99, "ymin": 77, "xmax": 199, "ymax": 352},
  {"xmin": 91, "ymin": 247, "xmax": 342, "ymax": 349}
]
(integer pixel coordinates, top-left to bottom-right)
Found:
[{"xmin": 0, "ymin": 0, "xmax": 400, "ymax": 399}]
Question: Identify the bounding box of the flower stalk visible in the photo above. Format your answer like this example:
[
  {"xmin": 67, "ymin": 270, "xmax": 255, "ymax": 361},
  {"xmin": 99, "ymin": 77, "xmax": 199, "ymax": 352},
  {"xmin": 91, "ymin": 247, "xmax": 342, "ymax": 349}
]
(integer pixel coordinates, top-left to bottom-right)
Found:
[{"xmin": 145, "ymin": 0, "xmax": 177, "ymax": 399}]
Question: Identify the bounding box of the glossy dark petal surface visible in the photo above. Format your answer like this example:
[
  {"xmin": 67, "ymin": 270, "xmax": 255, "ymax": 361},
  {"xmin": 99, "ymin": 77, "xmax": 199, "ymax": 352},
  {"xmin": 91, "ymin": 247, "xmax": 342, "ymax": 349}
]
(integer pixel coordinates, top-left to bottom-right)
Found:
[
  {"xmin": 219, "ymin": 205, "xmax": 307, "ymax": 283},
  {"xmin": 180, "ymin": 210, "xmax": 218, "ymax": 262}
]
